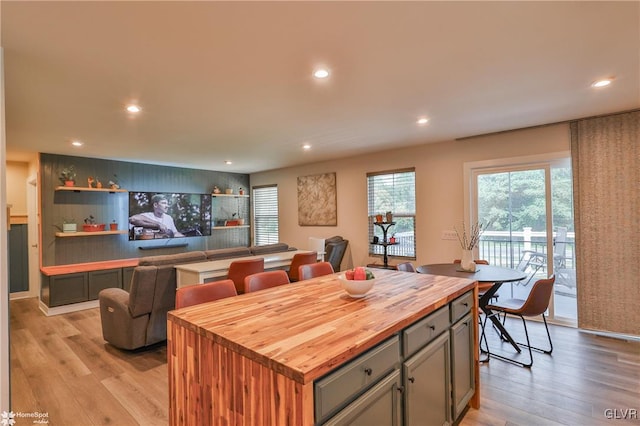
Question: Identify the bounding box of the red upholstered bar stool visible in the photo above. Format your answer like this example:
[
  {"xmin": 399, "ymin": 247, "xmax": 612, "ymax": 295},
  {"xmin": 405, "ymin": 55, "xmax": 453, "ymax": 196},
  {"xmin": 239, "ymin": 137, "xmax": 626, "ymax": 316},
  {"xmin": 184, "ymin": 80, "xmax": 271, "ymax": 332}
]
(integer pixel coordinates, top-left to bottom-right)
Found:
[
  {"xmin": 288, "ymin": 251, "xmax": 318, "ymax": 282},
  {"xmin": 227, "ymin": 258, "xmax": 264, "ymax": 294},
  {"xmin": 298, "ymin": 261, "xmax": 334, "ymax": 280},
  {"xmin": 175, "ymin": 279, "xmax": 237, "ymax": 309},
  {"xmin": 245, "ymin": 270, "xmax": 290, "ymax": 293}
]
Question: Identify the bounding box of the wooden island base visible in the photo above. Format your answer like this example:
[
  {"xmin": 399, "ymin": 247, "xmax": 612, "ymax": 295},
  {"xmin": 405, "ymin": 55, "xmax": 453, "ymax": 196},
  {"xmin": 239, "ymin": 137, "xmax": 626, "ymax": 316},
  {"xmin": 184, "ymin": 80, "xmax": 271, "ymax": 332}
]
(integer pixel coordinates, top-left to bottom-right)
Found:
[{"xmin": 168, "ymin": 269, "xmax": 479, "ymax": 425}]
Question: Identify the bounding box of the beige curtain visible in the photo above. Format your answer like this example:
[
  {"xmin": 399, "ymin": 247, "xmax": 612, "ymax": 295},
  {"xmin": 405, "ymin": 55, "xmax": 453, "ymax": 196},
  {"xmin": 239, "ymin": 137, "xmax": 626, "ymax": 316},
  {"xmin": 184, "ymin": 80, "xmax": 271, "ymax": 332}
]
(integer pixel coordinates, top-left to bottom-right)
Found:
[{"xmin": 571, "ymin": 110, "xmax": 640, "ymax": 336}]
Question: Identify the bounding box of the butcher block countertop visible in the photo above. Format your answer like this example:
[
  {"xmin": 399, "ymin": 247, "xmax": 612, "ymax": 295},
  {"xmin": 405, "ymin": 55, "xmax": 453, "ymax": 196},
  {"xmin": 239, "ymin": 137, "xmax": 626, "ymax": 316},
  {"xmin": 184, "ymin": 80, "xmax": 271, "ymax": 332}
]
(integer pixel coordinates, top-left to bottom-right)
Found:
[{"xmin": 168, "ymin": 269, "xmax": 476, "ymax": 384}]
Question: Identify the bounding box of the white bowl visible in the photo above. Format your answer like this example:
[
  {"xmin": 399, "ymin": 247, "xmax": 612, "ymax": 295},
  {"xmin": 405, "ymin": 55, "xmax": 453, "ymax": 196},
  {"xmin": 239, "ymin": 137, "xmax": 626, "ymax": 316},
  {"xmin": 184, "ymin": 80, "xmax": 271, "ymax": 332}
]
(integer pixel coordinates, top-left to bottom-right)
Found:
[{"xmin": 337, "ymin": 274, "xmax": 375, "ymax": 298}]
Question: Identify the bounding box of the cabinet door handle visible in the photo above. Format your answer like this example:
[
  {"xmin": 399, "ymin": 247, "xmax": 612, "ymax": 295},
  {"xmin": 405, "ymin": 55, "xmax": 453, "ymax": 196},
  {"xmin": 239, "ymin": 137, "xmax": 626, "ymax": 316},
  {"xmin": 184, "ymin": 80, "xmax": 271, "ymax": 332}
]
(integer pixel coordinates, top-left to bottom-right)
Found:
[
  {"xmin": 462, "ymin": 302, "xmax": 469, "ymax": 307},
  {"xmin": 408, "ymin": 377, "xmax": 415, "ymax": 383},
  {"xmin": 364, "ymin": 367, "xmax": 372, "ymax": 376},
  {"xmin": 428, "ymin": 325, "xmax": 435, "ymax": 331},
  {"xmin": 397, "ymin": 386, "xmax": 404, "ymax": 394}
]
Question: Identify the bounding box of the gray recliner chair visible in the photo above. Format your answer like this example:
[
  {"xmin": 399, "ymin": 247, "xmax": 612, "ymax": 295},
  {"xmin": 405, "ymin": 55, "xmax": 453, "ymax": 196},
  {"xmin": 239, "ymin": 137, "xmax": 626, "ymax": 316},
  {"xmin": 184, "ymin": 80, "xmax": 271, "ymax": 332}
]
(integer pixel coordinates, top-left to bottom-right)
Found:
[
  {"xmin": 325, "ymin": 236, "xmax": 348, "ymax": 272},
  {"xmin": 98, "ymin": 251, "xmax": 206, "ymax": 350}
]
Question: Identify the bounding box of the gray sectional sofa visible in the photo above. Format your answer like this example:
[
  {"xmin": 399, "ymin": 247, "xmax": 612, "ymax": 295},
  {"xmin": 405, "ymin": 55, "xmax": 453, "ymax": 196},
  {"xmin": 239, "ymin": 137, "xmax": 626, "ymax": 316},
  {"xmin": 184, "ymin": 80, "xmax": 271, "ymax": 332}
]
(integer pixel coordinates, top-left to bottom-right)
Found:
[{"xmin": 98, "ymin": 243, "xmax": 296, "ymax": 350}]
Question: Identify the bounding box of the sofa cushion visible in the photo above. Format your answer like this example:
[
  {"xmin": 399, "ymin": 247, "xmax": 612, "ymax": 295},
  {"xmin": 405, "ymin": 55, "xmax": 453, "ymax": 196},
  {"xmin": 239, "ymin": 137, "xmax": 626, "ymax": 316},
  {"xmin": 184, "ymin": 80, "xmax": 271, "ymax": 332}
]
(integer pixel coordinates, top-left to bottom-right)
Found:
[
  {"xmin": 205, "ymin": 247, "xmax": 252, "ymax": 260},
  {"xmin": 138, "ymin": 251, "xmax": 206, "ymax": 266},
  {"xmin": 249, "ymin": 243, "xmax": 292, "ymax": 255},
  {"xmin": 146, "ymin": 265, "xmax": 178, "ymax": 345},
  {"xmin": 128, "ymin": 266, "xmax": 158, "ymax": 317}
]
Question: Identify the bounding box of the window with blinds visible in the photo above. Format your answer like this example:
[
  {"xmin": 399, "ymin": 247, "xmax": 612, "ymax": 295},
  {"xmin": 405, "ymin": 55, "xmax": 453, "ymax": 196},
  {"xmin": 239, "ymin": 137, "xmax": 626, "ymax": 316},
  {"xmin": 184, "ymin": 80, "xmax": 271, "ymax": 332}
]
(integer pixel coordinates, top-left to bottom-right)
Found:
[
  {"xmin": 367, "ymin": 169, "xmax": 416, "ymax": 259},
  {"xmin": 252, "ymin": 185, "xmax": 279, "ymax": 246}
]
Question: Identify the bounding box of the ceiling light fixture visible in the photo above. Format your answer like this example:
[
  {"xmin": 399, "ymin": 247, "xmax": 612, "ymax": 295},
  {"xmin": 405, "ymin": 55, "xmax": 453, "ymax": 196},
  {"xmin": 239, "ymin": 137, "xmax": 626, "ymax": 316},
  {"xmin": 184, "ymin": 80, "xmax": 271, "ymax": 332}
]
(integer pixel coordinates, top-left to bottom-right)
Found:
[
  {"xmin": 416, "ymin": 117, "xmax": 429, "ymax": 126},
  {"xmin": 313, "ymin": 69, "xmax": 330, "ymax": 79},
  {"xmin": 126, "ymin": 104, "xmax": 141, "ymax": 113},
  {"xmin": 71, "ymin": 140, "xmax": 83, "ymax": 147},
  {"xmin": 591, "ymin": 78, "xmax": 613, "ymax": 88},
  {"xmin": 302, "ymin": 143, "xmax": 312, "ymax": 150},
  {"xmin": 225, "ymin": 160, "xmax": 233, "ymax": 165}
]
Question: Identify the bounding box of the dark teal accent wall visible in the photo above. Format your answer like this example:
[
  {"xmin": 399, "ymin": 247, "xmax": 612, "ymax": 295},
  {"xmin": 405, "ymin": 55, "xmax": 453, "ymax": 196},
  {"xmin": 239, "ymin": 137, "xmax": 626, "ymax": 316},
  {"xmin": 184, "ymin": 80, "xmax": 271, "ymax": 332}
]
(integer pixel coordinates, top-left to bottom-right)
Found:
[{"xmin": 41, "ymin": 154, "xmax": 250, "ymax": 266}]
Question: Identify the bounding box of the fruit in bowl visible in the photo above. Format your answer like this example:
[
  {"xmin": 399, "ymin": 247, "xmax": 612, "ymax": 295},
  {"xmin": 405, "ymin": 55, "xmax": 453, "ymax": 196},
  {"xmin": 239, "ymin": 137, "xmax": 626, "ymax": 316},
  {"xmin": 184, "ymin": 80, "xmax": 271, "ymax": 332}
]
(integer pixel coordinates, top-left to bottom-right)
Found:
[{"xmin": 338, "ymin": 266, "xmax": 376, "ymax": 298}]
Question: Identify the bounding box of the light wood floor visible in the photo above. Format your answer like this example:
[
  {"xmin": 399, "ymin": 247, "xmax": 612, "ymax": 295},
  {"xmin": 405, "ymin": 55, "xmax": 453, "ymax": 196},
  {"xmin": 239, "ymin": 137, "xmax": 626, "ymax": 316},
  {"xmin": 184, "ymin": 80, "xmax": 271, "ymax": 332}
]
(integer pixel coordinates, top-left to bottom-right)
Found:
[{"xmin": 9, "ymin": 297, "xmax": 640, "ymax": 425}]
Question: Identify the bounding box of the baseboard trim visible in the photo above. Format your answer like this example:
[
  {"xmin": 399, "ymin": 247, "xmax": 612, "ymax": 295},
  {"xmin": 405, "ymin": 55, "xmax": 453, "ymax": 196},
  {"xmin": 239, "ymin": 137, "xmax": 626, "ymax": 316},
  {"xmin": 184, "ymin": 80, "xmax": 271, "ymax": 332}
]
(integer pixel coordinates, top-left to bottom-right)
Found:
[
  {"xmin": 38, "ymin": 299, "xmax": 100, "ymax": 316},
  {"xmin": 9, "ymin": 291, "xmax": 36, "ymax": 301},
  {"xmin": 579, "ymin": 328, "xmax": 640, "ymax": 342}
]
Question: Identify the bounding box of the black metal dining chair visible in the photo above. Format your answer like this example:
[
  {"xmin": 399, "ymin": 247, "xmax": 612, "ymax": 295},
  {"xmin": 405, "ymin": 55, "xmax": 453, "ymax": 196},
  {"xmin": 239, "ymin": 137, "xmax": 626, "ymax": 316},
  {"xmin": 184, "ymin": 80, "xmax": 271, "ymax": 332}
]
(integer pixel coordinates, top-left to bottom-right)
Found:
[{"xmin": 481, "ymin": 275, "xmax": 555, "ymax": 367}]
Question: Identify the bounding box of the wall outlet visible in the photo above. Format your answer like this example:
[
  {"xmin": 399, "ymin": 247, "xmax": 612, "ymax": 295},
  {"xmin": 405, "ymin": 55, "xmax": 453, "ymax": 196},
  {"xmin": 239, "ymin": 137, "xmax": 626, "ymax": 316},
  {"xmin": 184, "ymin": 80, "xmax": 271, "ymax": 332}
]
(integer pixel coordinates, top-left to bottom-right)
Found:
[{"xmin": 441, "ymin": 230, "xmax": 458, "ymax": 240}]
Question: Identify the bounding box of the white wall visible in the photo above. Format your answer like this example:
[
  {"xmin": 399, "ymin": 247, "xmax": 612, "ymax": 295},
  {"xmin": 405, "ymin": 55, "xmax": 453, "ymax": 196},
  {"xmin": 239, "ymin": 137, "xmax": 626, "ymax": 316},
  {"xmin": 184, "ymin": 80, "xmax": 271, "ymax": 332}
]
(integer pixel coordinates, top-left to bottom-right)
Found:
[
  {"xmin": 6, "ymin": 161, "xmax": 29, "ymax": 215},
  {"xmin": 250, "ymin": 124, "xmax": 570, "ymax": 269}
]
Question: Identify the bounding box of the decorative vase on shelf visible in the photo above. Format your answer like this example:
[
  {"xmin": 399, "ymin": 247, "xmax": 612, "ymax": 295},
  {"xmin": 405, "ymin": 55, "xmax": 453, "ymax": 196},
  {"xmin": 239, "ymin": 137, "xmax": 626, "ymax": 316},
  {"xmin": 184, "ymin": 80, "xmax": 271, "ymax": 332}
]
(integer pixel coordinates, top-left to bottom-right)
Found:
[{"xmin": 460, "ymin": 249, "xmax": 476, "ymax": 272}]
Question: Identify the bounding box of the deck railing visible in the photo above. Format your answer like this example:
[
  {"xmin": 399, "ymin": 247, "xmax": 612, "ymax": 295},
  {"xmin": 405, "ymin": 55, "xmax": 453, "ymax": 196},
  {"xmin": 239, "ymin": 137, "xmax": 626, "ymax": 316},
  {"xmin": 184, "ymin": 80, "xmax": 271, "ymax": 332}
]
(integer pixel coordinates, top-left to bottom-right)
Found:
[{"xmin": 478, "ymin": 228, "xmax": 575, "ymax": 272}]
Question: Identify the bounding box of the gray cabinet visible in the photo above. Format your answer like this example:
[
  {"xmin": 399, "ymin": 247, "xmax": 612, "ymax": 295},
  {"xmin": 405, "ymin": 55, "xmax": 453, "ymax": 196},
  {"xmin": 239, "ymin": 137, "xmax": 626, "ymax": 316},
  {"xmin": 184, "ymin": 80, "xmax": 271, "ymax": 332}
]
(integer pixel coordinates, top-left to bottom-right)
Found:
[
  {"xmin": 315, "ymin": 336, "xmax": 400, "ymax": 424},
  {"xmin": 403, "ymin": 331, "xmax": 451, "ymax": 426},
  {"xmin": 451, "ymin": 313, "xmax": 475, "ymax": 419},
  {"xmin": 315, "ymin": 290, "xmax": 475, "ymax": 425},
  {"xmin": 43, "ymin": 273, "xmax": 89, "ymax": 307},
  {"xmin": 88, "ymin": 268, "xmax": 123, "ymax": 299},
  {"xmin": 42, "ymin": 267, "xmax": 126, "ymax": 308},
  {"xmin": 324, "ymin": 370, "xmax": 402, "ymax": 426}
]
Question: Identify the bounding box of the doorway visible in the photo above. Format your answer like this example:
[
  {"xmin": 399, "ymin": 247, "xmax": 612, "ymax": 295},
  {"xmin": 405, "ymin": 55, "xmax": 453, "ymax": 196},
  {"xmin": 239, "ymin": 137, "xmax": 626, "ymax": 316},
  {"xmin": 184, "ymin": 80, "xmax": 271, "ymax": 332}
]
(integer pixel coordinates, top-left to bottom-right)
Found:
[{"xmin": 469, "ymin": 156, "xmax": 576, "ymax": 324}]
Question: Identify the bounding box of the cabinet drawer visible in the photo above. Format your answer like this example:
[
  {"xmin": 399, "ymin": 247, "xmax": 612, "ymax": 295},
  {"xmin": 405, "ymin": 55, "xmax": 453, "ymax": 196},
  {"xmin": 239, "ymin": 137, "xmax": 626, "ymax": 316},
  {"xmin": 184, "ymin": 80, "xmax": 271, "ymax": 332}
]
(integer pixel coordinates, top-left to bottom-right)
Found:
[
  {"xmin": 450, "ymin": 291, "xmax": 473, "ymax": 324},
  {"xmin": 315, "ymin": 336, "xmax": 400, "ymax": 423},
  {"xmin": 323, "ymin": 369, "xmax": 401, "ymax": 426},
  {"xmin": 402, "ymin": 305, "xmax": 450, "ymax": 357}
]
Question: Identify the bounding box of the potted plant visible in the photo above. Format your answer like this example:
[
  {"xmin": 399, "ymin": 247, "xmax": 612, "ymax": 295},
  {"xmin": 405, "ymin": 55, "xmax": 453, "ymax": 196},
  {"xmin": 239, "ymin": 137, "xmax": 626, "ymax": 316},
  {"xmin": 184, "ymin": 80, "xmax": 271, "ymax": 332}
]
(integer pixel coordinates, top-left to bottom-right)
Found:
[
  {"xmin": 108, "ymin": 174, "xmax": 120, "ymax": 190},
  {"xmin": 454, "ymin": 221, "xmax": 485, "ymax": 272},
  {"xmin": 83, "ymin": 215, "xmax": 106, "ymax": 232},
  {"xmin": 59, "ymin": 166, "xmax": 76, "ymax": 187},
  {"xmin": 62, "ymin": 218, "xmax": 77, "ymax": 233}
]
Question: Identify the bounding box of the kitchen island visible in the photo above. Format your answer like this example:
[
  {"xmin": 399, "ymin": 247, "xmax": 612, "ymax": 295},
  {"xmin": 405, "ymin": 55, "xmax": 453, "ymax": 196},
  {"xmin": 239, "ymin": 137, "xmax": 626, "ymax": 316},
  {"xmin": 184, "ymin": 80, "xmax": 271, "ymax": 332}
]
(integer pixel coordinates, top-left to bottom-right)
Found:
[{"xmin": 168, "ymin": 269, "xmax": 479, "ymax": 425}]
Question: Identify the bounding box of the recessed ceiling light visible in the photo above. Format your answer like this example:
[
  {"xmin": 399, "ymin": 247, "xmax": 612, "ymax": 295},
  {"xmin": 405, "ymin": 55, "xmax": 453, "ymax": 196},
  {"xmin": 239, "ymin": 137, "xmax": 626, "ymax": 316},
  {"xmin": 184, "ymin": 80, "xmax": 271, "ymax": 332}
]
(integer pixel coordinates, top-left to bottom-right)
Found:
[
  {"xmin": 71, "ymin": 140, "xmax": 83, "ymax": 147},
  {"xmin": 126, "ymin": 104, "xmax": 141, "ymax": 113},
  {"xmin": 313, "ymin": 69, "xmax": 330, "ymax": 79},
  {"xmin": 417, "ymin": 117, "xmax": 429, "ymax": 126},
  {"xmin": 302, "ymin": 143, "xmax": 312, "ymax": 150},
  {"xmin": 224, "ymin": 160, "xmax": 233, "ymax": 165},
  {"xmin": 591, "ymin": 78, "xmax": 613, "ymax": 88}
]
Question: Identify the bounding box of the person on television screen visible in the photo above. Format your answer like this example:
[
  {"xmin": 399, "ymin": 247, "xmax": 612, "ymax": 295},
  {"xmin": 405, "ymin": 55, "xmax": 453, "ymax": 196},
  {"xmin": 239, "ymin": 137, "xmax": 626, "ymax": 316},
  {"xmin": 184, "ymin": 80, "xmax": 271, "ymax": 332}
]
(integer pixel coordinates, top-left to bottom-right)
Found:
[{"xmin": 129, "ymin": 194, "xmax": 184, "ymax": 238}]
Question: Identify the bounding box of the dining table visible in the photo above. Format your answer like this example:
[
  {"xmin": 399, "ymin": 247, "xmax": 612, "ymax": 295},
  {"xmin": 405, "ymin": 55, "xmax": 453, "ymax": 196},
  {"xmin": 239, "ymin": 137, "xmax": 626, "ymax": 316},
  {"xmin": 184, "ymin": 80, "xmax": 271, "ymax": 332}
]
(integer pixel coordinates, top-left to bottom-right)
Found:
[{"xmin": 416, "ymin": 263, "xmax": 527, "ymax": 353}]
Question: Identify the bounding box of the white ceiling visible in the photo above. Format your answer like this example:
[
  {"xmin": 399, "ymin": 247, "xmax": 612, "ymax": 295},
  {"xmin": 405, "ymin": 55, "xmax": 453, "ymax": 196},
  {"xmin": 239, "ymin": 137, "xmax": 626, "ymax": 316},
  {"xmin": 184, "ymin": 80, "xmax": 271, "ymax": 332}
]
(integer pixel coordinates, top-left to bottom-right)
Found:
[{"xmin": 2, "ymin": 1, "xmax": 639, "ymax": 173}]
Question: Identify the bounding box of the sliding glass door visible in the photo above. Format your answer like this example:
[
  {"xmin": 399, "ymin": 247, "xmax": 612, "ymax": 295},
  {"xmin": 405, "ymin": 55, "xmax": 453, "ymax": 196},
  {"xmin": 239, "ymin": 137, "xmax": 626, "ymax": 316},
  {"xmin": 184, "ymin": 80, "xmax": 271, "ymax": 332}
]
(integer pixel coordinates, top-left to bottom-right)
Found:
[{"xmin": 472, "ymin": 158, "xmax": 576, "ymax": 324}]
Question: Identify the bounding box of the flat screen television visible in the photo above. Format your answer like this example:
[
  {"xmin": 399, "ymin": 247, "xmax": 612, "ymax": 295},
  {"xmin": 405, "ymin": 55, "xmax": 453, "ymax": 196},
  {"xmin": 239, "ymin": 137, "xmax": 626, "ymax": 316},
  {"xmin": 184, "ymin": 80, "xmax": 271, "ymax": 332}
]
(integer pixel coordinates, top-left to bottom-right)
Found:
[{"xmin": 128, "ymin": 192, "xmax": 211, "ymax": 240}]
